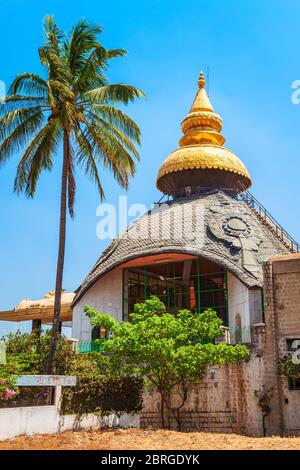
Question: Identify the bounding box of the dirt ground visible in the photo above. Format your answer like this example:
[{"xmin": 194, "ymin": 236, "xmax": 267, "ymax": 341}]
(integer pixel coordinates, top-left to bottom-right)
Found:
[{"xmin": 1, "ymin": 428, "xmax": 300, "ymax": 450}]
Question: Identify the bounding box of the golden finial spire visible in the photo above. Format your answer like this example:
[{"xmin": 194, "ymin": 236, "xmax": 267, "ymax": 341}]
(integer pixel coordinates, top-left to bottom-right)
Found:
[
  {"xmin": 189, "ymin": 71, "xmax": 213, "ymax": 113},
  {"xmin": 180, "ymin": 70, "xmax": 223, "ymax": 146},
  {"xmin": 156, "ymin": 71, "xmax": 252, "ymax": 197},
  {"xmin": 198, "ymin": 70, "xmax": 206, "ymax": 89}
]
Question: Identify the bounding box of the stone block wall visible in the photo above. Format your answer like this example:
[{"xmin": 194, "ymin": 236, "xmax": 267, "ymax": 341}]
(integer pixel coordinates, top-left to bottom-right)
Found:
[
  {"xmin": 141, "ymin": 254, "xmax": 300, "ymax": 436},
  {"xmin": 71, "ymin": 253, "xmax": 300, "ymax": 436},
  {"xmin": 141, "ymin": 327, "xmax": 267, "ymax": 436},
  {"xmin": 263, "ymin": 254, "xmax": 300, "ymax": 435}
]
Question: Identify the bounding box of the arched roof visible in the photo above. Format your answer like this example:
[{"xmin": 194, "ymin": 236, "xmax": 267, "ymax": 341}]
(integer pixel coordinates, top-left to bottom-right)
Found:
[{"xmin": 73, "ymin": 191, "xmax": 289, "ymax": 306}]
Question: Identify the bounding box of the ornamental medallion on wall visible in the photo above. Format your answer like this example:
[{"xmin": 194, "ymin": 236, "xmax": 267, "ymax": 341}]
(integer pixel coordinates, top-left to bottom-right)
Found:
[{"xmin": 208, "ymin": 207, "xmax": 262, "ymax": 278}]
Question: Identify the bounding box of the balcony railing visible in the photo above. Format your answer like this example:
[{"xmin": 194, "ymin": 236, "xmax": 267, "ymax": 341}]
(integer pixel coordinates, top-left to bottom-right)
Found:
[
  {"xmin": 238, "ymin": 189, "xmax": 300, "ymax": 253},
  {"xmin": 76, "ymin": 340, "xmax": 107, "ymax": 354},
  {"xmin": 155, "ymin": 187, "xmax": 300, "ymax": 253}
]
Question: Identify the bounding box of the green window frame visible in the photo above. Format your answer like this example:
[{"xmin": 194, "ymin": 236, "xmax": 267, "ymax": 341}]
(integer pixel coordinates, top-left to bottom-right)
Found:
[{"xmin": 123, "ymin": 257, "xmax": 228, "ymax": 325}]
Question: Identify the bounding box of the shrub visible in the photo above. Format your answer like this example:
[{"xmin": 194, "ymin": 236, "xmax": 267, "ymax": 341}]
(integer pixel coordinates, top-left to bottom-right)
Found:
[
  {"xmin": 0, "ymin": 332, "xmax": 144, "ymax": 415},
  {"xmin": 278, "ymin": 357, "xmax": 300, "ymax": 387},
  {"xmin": 61, "ymin": 352, "xmax": 143, "ymax": 416},
  {"xmin": 0, "ymin": 369, "xmax": 18, "ymax": 401}
]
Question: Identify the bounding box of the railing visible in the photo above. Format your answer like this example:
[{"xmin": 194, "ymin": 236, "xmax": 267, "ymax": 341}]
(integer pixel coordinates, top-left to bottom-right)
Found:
[
  {"xmin": 76, "ymin": 340, "xmax": 107, "ymax": 354},
  {"xmin": 238, "ymin": 189, "xmax": 300, "ymax": 253},
  {"xmin": 77, "ymin": 327, "xmax": 254, "ymax": 351},
  {"xmin": 154, "ymin": 186, "xmax": 300, "ymax": 253}
]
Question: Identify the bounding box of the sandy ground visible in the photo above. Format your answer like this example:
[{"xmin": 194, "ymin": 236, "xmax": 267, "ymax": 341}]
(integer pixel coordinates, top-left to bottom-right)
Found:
[{"xmin": 1, "ymin": 428, "xmax": 300, "ymax": 450}]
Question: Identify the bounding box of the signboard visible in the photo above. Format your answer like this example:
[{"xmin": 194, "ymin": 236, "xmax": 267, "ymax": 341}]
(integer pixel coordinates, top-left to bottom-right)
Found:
[{"xmin": 16, "ymin": 375, "xmax": 76, "ymax": 387}]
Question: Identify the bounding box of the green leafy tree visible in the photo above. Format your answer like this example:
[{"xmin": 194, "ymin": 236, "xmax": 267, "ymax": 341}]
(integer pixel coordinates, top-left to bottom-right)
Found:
[
  {"xmin": 1, "ymin": 330, "xmax": 74, "ymax": 375},
  {"xmin": 0, "ymin": 331, "xmax": 74, "ymax": 405},
  {"xmin": 85, "ymin": 296, "xmax": 250, "ymax": 429},
  {"xmin": 0, "ymin": 17, "xmax": 144, "ymax": 373}
]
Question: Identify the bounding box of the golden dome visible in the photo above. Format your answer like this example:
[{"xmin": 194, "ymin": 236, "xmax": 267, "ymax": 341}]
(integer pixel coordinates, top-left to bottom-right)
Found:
[
  {"xmin": 156, "ymin": 71, "xmax": 252, "ymax": 197},
  {"xmin": 158, "ymin": 145, "xmax": 250, "ymax": 178}
]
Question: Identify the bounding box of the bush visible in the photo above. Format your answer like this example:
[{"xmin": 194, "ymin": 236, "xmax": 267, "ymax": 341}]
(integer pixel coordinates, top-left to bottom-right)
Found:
[
  {"xmin": 278, "ymin": 357, "xmax": 300, "ymax": 385},
  {"xmin": 0, "ymin": 369, "xmax": 18, "ymax": 401},
  {"xmin": 61, "ymin": 352, "xmax": 143, "ymax": 416},
  {"xmin": 0, "ymin": 333, "xmax": 144, "ymax": 415},
  {"xmin": 1, "ymin": 330, "xmax": 74, "ymax": 374}
]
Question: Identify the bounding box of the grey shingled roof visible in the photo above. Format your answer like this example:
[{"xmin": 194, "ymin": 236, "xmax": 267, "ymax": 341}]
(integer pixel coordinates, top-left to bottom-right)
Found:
[{"xmin": 73, "ymin": 191, "xmax": 289, "ymax": 306}]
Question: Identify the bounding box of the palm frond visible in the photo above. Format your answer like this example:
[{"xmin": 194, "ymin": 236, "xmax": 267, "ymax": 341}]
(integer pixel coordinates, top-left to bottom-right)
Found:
[
  {"xmin": 83, "ymin": 121, "xmax": 137, "ymax": 188},
  {"xmin": 88, "ymin": 104, "xmax": 141, "ymax": 144},
  {"xmin": 73, "ymin": 46, "xmax": 108, "ymax": 92},
  {"xmin": 9, "ymin": 73, "xmax": 48, "ymax": 97},
  {"xmin": 0, "ymin": 96, "xmax": 48, "ymax": 117},
  {"xmin": 0, "ymin": 106, "xmax": 46, "ymax": 141},
  {"xmin": 85, "ymin": 83, "xmax": 145, "ymax": 105},
  {"xmin": 106, "ymin": 49, "xmax": 127, "ymax": 59},
  {"xmin": 14, "ymin": 118, "xmax": 62, "ymax": 196},
  {"xmin": 74, "ymin": 126, "xmax": 104, "ymax": 200},
  {"xmin": 86, "ymin": 110, "xmax": 139, "ymax": 158},
  {"xmin": 0, "ymin": 110, "xmax": 44, "ymax": 167},
  {"xmin": 48, "ymin": 79, "xmax": 74, "ymax": 102},
  {"xmin": 43, "ymin": 15, "xmax": 65, "ymax": 49},
  {"xmin": 66, "ymin": 19, "xmax": 103, "ymax": 74},
  {"xmin": 40, "ymin": 17, "xmax": 67, "ymax": 77},
  {"xmin": 40, "ymin": 44, "xmax": 71, "ymax": 83}
]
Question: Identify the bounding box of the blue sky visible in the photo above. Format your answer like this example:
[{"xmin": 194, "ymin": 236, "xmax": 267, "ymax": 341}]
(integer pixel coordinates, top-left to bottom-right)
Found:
[{"xmin": 0, "ymin": 0, "xmax": 300, "ymax": 314}]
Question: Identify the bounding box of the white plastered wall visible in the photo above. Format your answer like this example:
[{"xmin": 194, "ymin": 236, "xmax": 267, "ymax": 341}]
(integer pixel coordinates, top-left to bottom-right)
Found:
[
  {"xmin": 72, "ymin": 267, "xmax": 123, "ymax": 341},
  {"xmin": 227, "ymin": 272, "xmax": 251, "ymax": 342}
]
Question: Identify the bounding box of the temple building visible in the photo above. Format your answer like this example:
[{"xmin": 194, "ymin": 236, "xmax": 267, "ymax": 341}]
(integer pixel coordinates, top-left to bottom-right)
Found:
[
  {"xmin": 1, "ymin": 72, "xmax": 300, "ymax": 436},
  {"xmin": 72, "ymin": 72, "xmax": 297, "ymax": 344}
]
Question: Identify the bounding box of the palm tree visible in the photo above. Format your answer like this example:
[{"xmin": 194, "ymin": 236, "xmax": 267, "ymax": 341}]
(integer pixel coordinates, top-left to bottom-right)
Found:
[{"xmin": 0, "ymin": 17, "xmax": 144, "ymax": 373}]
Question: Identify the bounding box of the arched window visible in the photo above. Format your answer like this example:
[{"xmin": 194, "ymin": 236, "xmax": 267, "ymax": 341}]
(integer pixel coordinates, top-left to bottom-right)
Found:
[{"xmin": 124, "ymin": 257, "xmax": 228, "ymax": 324}]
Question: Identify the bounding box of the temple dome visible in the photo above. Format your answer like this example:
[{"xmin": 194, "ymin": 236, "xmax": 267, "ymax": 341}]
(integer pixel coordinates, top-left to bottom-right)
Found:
[
  {"xmin": 72, "ymin": 73, "xmax": 293, "ymax": 312},
  {"xmin": 156, "ymin": 72, "xmax": 252, "ymax": 197}
]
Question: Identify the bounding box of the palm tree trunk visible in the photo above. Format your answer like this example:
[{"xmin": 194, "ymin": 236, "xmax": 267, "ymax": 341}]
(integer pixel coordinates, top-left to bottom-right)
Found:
[{"xmin": 46, "ymin": 130, "xmax": 69, "ymax": 374}]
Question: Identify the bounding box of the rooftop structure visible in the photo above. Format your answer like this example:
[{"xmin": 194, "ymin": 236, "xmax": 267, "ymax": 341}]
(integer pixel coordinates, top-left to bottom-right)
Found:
[
  {"xmin": 156, "ymin": 72, "xmax": 252, "ymax": 198},
  {"xmin": 0, "ymin": 290, "xmax": 74, "ymax": 325}
]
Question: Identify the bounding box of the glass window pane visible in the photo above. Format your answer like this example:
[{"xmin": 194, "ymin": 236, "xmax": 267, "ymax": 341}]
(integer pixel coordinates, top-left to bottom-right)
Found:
[{"xmin": 124, "ymin": 257, "xmax": 228, "ymax": 325}]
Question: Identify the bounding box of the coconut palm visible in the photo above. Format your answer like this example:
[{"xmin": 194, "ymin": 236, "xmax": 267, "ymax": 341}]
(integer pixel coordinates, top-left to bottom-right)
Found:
[{"xmin": 0, "ymin": 17, "xmax": 144, "ymax": 373}]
